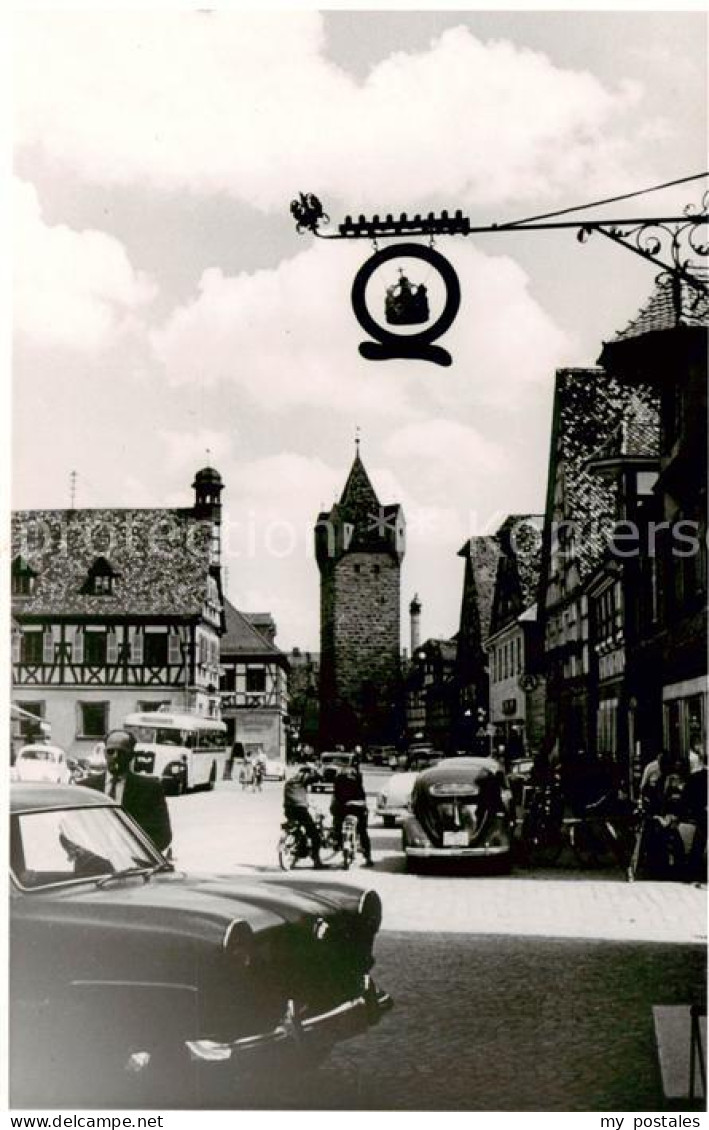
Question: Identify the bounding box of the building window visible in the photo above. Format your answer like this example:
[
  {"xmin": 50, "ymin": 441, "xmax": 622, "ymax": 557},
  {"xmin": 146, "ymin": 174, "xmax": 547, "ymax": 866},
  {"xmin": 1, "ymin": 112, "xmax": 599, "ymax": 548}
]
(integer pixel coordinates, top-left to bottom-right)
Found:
[
  {"xmin": 143, "ymin": 631, "xmax": 168, "ymax": 667},
  {"xmin": 84, "ymin": 630, "xmax": 107, "ymax": 666},
  {"xmin": 16, "ymin": 701, "xmax": 45, "ymax": 739},
  {"xmin": 373, "ymin": 564, "xmax": 381, "ymax": 575},
  {"xmin": 82, "ymin": 557, "xmax": 117, "ymax": 597},
  {"xmin": 12, "ymin": 556, "xmax": 37, "ymax": 596},
  {"xmin": 78, "ymin": 701, "xmax": 109, "ymax": 739},
  {"xmin": 220, "ymin": 668, "xmax": 236, "ymax": 692},
  {"xmin": 21, "ymin": 630, "xmax": 43, "ymax": 664},
  {"xmin": 354, "ymin": 564, "xmax": 361, "ymax": 575},
  {"xmin": 246, "ymin": 667, "xmax": 267, "ymax": 693}
]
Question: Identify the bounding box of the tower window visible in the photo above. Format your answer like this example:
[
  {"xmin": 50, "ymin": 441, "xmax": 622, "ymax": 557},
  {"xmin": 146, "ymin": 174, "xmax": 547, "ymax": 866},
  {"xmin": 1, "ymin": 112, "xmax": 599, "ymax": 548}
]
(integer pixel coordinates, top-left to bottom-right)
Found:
[
  {"xmin": 373, "ymin": 564, "xmax": 381, "ymax": 575},
  {"xmin": 354, "ymin": 564, "xmax": 361, "ymax": 575}
]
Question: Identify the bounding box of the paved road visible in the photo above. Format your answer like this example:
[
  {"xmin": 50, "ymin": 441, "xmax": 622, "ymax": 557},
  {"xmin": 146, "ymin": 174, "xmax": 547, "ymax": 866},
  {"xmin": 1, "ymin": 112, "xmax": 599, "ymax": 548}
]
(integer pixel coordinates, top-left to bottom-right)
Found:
[
  {"xmin": 168, "ymin": 777, "xmax": 707, "ymax": 946},
  {"xmin": 166, "ymin": 778, "xmax": 706, "ymax": 1112}
]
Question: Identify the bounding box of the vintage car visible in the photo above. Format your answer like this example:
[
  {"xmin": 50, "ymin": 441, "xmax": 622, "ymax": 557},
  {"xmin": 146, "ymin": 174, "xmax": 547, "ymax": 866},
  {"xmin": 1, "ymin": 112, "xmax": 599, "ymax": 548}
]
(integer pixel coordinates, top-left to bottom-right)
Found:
[
  {"xmin": 12, "ymin": 743, "xmax": 72, "ymax": 786},
  {"xmin": 376, "ymin": 748, "xmax": 443, "ymax": 827},
  {"xmin": 401, "ymin": 757, "xmax": 515, "ymax": 871},
  {"xmin": 312, "ymin": 751, "xmax": 359, "ymax": 792},
  {"xmin": 9, "ymin": 784, "xmax": 392, "ymax": 1108}
]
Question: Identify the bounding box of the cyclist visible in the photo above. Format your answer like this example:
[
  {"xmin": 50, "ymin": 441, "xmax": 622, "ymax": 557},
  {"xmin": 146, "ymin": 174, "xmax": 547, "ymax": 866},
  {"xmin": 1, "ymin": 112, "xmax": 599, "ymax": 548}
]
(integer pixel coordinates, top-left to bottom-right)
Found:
[
  {"xmin": 331, "ymin": 761, "xmax": 373, "ymax": 867},
  {"xmin": 283, "ymin": 764, "xmax": 323, "ymax": 868}
]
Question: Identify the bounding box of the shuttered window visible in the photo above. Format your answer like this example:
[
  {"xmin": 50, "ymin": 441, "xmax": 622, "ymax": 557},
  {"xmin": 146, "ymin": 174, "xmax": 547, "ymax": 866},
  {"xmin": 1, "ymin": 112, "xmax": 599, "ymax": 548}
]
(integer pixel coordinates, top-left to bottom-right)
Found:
[
  {"xmin": 72, "ymin": 627, "xmax": 84, "ymax": 664},
  {"xmin": 168, "ymin": 631, "xmax": 182, "ymax": 665},
  {"xmin": 106, "ymin": 630, "xmax": 119, "ymax": 664},
  {"xmin": 130, "ymin": 629, "xmax": 143, "ymax": 664},
  {"xmin": 43, "ymin": 630, "xmax": 54, "ymax": 664}
]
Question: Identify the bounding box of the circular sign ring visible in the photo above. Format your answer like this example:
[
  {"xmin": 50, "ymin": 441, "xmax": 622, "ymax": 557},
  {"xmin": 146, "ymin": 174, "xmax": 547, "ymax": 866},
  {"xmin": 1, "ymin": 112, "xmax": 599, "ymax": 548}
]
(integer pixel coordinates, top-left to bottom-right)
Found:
[{"xmin": 351, "ymin": 243, "xmax": 461, "ymax": 347}]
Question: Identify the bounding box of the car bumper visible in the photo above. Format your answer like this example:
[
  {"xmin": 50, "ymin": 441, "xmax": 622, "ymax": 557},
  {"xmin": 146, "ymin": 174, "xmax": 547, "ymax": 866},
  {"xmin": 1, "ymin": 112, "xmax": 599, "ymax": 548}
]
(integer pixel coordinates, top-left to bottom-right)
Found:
[
  {"xmin": 405, "ymin": 844, "xmax": 510, "ymax": 858},
  {"xmin": 376, "ymin": 803, "xmax": 407, "ymax": 822},
  {"xmin": 185, "ymin": 975, "xmax": 392, "ymax": 1066}
]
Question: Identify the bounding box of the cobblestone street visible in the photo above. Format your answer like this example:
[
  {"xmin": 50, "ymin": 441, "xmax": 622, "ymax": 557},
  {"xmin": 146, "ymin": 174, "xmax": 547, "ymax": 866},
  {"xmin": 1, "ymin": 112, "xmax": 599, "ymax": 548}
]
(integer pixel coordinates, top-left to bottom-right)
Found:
[
  {"xmin": 166, "ymin": 776, "xmax": 706, "ymax": 1110},
  {"xmin": 169, "ymin": 776, "xmax": 707, "ymax": 946}
]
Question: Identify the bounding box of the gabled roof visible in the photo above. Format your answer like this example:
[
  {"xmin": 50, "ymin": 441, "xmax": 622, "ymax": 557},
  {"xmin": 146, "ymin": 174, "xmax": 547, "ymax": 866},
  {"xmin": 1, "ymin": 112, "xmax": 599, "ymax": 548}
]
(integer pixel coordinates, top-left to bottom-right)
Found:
[
  {"xmin": 221, "ymin": 598, "xmax": 286, "ymax": 662},
  {"xmin": 11, "ymin": 508, "xmax": 214, "ymax": 618}
]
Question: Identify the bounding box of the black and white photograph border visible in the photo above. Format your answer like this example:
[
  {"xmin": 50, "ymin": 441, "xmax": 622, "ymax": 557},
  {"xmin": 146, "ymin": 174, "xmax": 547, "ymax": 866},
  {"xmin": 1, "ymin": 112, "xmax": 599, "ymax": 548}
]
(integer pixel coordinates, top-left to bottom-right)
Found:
[{"xmin": 5, "ymin": 1, "xmax": 708, "ymax": 1126}]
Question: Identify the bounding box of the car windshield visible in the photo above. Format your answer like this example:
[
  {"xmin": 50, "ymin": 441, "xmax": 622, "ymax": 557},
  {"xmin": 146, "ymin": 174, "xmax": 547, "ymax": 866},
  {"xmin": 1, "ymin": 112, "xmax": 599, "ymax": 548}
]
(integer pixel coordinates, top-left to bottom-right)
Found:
[
  {"xmin": 19, "ymin": 750, "xmax": 56, "ymax": 762},
  {"xmin": 323, "ymin": 755, "xmax": 351, "ymax": 766},
  {"xmin": 11, "ymin": 805, "xmax": 162, "ymax": 891}
]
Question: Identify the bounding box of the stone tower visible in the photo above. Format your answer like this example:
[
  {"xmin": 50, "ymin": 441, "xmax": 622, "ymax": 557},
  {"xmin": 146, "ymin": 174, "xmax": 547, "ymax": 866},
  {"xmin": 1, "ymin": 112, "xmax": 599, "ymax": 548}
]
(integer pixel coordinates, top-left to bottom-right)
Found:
[{"xmin": 315, "ymin": 446, "xmax": 405, "ymax": 749}]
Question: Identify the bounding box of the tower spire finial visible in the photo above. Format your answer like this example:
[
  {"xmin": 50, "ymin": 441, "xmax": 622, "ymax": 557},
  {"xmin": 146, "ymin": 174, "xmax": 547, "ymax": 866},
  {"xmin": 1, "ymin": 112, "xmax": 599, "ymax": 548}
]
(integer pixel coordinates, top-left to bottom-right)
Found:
[{"xmin": 355, "ymin": 425, "xmax": 361, "ymax": 456}]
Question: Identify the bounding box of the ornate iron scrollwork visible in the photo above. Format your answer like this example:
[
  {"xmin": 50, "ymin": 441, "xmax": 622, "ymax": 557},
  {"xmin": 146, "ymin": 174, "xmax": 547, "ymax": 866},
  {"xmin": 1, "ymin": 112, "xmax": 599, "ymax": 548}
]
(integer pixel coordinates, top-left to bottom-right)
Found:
[{"xmin": 578, "ymin": 191, "xmax": 709, "ymax": 296}]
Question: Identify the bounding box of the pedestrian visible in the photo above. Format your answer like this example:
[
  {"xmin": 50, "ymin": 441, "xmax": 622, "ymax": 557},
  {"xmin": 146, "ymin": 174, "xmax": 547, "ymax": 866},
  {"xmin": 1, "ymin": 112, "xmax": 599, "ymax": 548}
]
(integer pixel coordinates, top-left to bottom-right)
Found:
[
  {"xmin": 679, "ymin": 747, "xmax": 707, "ymax": 883},
  {"xmin": 224, "ymin": 739, "xmax": 244, "ymax": 781},
  {"xmin": 79, "ymin": 729, "xmax": 172, "ymax": 854}
]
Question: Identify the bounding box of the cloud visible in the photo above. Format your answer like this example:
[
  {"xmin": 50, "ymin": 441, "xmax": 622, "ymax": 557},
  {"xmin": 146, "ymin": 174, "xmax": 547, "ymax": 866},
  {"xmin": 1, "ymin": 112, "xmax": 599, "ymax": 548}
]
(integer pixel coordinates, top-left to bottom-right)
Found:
[
  {"xmin": 13, "ymin": 179, "xmax": 155, "ymax": 352},
  {"xmin": 15, "ymin": 13, "xmax": 650, "ymax": 210},
  {"xmin": 150, "ymin": 236, "xmax": 570, "ymax": 415}
]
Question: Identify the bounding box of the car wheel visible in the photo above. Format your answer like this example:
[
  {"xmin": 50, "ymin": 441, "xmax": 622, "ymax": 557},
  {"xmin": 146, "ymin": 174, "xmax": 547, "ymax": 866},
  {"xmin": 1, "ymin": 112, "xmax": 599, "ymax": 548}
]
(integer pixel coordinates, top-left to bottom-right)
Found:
[{"xmin": 381, "ymin": 815, "xmax": 396, "ymax": 829}]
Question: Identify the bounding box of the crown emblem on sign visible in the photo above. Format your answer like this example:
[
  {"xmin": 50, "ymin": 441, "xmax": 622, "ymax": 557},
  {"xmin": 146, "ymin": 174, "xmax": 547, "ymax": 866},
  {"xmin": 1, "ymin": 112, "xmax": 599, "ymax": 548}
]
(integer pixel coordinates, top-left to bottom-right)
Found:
[{"xmin": 385, "ymin": 270, "xmax": 430, "ymax": 326}]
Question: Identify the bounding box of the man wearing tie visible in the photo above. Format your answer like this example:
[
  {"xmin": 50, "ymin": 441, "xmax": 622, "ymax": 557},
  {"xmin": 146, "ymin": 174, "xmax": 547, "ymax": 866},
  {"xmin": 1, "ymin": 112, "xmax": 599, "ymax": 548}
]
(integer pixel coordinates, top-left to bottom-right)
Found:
[{"xmin": 81, "ymin": 729, "xmax": 172, "ymax": 855}]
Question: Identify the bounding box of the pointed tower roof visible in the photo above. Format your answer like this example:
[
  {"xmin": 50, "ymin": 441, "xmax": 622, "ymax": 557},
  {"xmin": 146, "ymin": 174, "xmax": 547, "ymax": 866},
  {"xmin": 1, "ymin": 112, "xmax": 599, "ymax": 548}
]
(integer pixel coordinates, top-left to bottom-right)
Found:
[{"xmin": 339, "ymin": 450, "xmax": 380, "ymax": 516}]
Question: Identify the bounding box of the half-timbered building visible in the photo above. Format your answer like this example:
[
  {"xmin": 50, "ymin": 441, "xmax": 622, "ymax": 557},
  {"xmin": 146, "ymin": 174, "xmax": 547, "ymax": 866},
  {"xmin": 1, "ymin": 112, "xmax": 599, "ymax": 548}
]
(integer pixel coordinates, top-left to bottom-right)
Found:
[
  {"xmin": 11, "ymin": 468, "xmax": 225, "ymax": 757},
  {"xmin": 219, "ymin": 599, "xmax": 289, "ymax": 761}
]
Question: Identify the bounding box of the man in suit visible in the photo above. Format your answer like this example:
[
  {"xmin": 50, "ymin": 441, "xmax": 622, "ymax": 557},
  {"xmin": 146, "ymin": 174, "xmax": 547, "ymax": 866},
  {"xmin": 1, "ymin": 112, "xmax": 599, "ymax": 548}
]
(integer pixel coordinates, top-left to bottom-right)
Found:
[{"xmin": 80, "ymin": 729, "xmax": 172, "ymax": 854}]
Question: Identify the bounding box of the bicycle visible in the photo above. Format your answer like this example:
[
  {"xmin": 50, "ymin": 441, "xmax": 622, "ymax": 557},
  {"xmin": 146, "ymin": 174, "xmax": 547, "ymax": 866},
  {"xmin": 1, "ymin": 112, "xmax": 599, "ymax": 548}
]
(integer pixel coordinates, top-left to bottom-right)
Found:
[{"xmin": 521, "ymin": 786, "xmax": 631, "ymax": 870}]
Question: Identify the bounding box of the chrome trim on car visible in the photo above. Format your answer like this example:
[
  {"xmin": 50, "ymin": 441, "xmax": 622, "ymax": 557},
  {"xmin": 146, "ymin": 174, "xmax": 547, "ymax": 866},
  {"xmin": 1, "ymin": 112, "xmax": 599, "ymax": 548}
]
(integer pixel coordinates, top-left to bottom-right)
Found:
[
  {"xmin": 405, "ymin": 844, "xmax": 510, "ymax": 858},
  {"xmin": 185, "ymin": 976, "xmax": 393, "ymax": 1064}
]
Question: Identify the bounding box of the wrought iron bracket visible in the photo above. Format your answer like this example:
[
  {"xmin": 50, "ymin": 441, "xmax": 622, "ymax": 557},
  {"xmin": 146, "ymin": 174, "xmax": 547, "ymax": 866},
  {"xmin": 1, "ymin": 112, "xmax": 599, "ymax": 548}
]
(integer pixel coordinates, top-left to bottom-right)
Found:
[{"xmin": 290, "ymin": 192, "xmax": 709, "ymax": 295}]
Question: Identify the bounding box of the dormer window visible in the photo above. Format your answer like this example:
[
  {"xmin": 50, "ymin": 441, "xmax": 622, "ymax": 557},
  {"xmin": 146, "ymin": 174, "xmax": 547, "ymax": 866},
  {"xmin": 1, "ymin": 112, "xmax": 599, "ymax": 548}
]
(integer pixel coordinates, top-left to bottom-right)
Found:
[
  {"xmin": 11, "ymin": 556, "xmax": 37, "ymax": 597},
  {"xmin": 82, "ymin": 557, "xmax": 117, "ymax": 596}
]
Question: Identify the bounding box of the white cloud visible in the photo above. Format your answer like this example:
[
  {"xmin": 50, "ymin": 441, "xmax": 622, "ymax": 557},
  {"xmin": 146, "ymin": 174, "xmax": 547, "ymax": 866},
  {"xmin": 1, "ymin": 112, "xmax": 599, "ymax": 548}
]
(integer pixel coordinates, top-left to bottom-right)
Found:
[
  {"xmin": 150, "ymin": 236, "xmax": 570, "ymax": 415},
  {"xmin": 13, "ymin": 179, "xmax": 155, "ymax": 352},
  {"xmin": 15, "ymin": 13, "xmax": 650, "ymax": 209}
]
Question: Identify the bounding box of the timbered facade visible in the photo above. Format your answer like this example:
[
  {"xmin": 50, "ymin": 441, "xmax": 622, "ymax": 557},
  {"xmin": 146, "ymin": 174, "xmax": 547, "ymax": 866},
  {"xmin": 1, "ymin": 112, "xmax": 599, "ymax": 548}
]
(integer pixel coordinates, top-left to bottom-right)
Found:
[
  {"xmin": 219, "ymin": 600, "xmax": 289, "ymax": 761},
  {"xmin": 538, "ymin": 367, "xmax": 659, "ymax": 788},
  {"xmin": 11, "ymin": 468, "xmax": 226, "ymax": 756}
]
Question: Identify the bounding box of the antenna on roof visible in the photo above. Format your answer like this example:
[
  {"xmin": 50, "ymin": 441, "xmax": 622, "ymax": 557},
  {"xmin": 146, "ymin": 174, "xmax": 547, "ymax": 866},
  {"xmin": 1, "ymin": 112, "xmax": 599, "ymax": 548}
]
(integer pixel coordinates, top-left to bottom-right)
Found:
[{"xmin": 69, "ymin": 471, "xmax": 77, "ymax": 509}]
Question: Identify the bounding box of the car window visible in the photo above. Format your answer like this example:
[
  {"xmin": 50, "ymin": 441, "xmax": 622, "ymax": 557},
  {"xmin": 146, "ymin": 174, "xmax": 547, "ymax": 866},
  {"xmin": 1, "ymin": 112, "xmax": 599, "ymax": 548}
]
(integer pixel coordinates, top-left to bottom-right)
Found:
[
  {"xmin": 12, "ymin": 806, "xmax": 159, "ymax": 890},
  {"xmin": 19, "ymin": 750, "xmax": 54, "ymax": 762},
  {"xmin": 126, "ymin": 725, "xmax": 156, "ymax": 744}
]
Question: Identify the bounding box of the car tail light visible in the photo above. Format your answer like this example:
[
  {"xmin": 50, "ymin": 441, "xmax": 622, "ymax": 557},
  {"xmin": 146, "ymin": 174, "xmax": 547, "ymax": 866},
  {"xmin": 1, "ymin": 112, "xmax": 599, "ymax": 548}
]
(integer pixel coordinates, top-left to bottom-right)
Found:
[{"xmin": 222, "ymin": 918, "xmax": 254, "ymax": 968}]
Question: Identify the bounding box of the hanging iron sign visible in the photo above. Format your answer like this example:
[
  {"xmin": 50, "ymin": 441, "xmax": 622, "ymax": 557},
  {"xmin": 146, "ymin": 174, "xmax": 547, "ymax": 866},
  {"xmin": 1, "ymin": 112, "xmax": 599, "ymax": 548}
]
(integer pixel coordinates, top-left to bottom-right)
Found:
[{"xmin": 350, "ymin": 243, "xmax": 461, "ymax": 367}]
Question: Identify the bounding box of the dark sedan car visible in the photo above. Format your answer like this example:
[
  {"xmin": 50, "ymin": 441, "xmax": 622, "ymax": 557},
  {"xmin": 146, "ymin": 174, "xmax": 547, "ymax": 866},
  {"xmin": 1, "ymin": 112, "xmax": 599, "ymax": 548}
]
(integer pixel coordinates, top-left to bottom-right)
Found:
[
  {"xmin": 9, "ymin": 784, "xmax": 392, "ymax": 1108},
  {"xmin": 401, "ymin": 757, "xmax": 515, "ymax": 872}
]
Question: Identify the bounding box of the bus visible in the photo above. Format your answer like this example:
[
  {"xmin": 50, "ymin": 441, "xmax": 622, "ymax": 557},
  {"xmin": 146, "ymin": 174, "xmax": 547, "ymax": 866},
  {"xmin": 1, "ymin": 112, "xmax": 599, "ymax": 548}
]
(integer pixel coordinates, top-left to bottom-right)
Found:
[{"xmin": 123, "ymin": 711, "xmax": 228, "ymax": 795}]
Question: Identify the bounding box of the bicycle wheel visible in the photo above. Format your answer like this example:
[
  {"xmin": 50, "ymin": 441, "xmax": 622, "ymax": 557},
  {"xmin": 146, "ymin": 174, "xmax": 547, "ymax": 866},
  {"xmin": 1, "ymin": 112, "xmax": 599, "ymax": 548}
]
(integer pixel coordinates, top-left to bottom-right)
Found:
[{"xmin": 278, "ymin": 832, "xmax": 298, "ymax": 871}]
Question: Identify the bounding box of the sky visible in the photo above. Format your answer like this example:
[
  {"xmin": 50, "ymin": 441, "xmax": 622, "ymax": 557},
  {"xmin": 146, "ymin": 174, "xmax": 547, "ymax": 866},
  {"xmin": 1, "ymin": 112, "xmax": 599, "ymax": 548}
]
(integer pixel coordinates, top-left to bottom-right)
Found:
[{"xmin": 11, "ymin": 8, "xmax": 708, "ymax": 652}]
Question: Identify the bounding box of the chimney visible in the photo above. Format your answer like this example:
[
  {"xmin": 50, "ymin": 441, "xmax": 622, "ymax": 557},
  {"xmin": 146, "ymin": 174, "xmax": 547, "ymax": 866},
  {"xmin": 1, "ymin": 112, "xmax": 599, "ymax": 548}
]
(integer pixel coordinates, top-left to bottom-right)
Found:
[{"xmin": 409, "ymin": 593, "xmax": 422, "ymax": 655}]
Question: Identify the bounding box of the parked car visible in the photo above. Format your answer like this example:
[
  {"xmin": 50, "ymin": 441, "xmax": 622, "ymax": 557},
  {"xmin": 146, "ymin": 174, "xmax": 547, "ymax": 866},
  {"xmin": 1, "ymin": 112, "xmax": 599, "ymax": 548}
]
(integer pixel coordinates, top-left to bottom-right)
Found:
[
  {"xmin": 12, "ymin": 743, "xmax": 72, "ymax": 785},
  {"xmin": 376, "ymin": 748, "xmax": 443, "ymax": 827},
  {"xmin": 9, "ymin": 783, "xmax": 392, "ymax": 1108},
  {"xmin": 401, "ymin": 757, "xmax": 515, "ymax": 872},
  {"xmin": 312, "ymin": 751, "xmax": 359, "ymax": 792},
  {"xmin": 261, "ymin": 757, "xmax": 287, "ymax": 781},
  {"xmin": 367, "ymin": 745, "xmax": 398, "ymax": 767}
]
